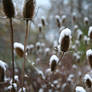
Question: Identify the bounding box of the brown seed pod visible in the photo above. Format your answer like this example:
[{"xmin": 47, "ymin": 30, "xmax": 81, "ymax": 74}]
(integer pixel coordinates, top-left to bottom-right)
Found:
[
  {"xmin": 2, "ymin": 0, "xmax": 15, "ymax": 18},
  {"xmin": 60, "ymin": 35, "xmax": 70, "ymax": 52},
  {"xmin": 15, "ymin": 48, "xmax": 24, "ymax": 57},
  {"xmin": 86, "ymin": 79, "xmax": 92, "ymax": 88},
  {"xmin": 51, "ymin": 60, "xmax": 57, "ymax": 71},
  {"xmin": 41, "ymin": 16, "xmax": 46, "ymax": 26},
  {"xmin": 49, "ymin": 55, "xmax": 59, "ymax": 72},
  {"xmin": 88, "ymin": 55, "xmax": 92, "ymax": 68},
  {"xmin": 0, "ymin": 66, "xmax": 4, "ymax": 82},
  {"xmin": 59, "ymin": 28, "xmax": 71, "ymax": 52},
  {"xmin": 14, "ymin": 42, "xmax": 24, "ymax": 58},
  {"xmin": 23, "ymin": 0, "xmax": 35, "ymax": 20}
]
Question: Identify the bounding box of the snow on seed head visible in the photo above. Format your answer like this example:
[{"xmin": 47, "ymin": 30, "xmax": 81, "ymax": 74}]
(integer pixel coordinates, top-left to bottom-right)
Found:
[
  {"xmin": 59, "ymin": 28, "xmax": 71, "ymax": 52},
  {"xmin": 49, "ymin": 55, "xmax": 59, "ymax": 71},
  {"xmin": 55, "ymin": 15, "xmax": 61, "ymax": 28},
  {"xmin": 61, "ymin": 15, "xmax": 66, "ymax": 24},
  {"xmin": 83, "ymin": 73, "xmax": 92, "ymax": 88},
  {"xmin": 14, "ymin": 42, "xmax": 24, "ymax": 57},
  {"xmin": 88, "ymin": 26, "xmax": 92, "ymax": 39},
  {"xmin": 84, "ymin": 17, "xmax": 89, "ymax": 25},
  {"xmin": 41, "ymin": 16, "xmax": 46, "ymax": 26},
  {"xmin": 86, "ymin": 49, "xmax": 92, "ymax": 68},
  {"xmin": 75, "ymin": 86, "xmax": 86, "ymax": 92},
  {"xmin": 0, "ymin": 60, "xmax": 7, "ymax": 71}
]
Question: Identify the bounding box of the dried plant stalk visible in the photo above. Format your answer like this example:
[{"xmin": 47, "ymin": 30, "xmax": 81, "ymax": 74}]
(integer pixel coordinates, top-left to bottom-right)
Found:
[
  {"xmin": 22, "ymin": 0, "xmax": 35, "ymax": 87},
  {"xmin": 3, "ymin": 0, "xmax": 15, "ymax": 83}
]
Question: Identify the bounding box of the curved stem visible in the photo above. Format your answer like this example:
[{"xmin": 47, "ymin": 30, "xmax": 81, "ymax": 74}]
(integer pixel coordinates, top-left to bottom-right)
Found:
[
  {"xmin": 22, "ymin": 20, "xmax": 29, "ymax": 87},
  {"xmin": 9, "ymin": 18, "xmax": 15, "ymax": 83}
]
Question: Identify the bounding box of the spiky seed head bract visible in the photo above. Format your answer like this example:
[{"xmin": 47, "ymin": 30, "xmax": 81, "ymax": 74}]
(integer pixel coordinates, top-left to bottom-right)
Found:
[{"xmin": 3, "ymin": 0, "xmax": 15, "ymax": 18}]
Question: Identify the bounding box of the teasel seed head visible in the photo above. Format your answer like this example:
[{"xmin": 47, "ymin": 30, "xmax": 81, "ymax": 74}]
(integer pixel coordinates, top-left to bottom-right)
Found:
[
  {"xmin": 84, "ymin": 17, "xmax": 89, "ymax": 25},
  {"xmin": 0, "ymin": 60, "xmax": 7, "ymax": 82},
  {"xmin": 88, "ymin": 26, "xmax": 92, "ymax": 39},
  {"xmin": 38, "ymin": 24, "xmax": 42, "ymax": 32},
  {"xmin": 61, "ymin": 15, "xmax": 66, "ymax": 24},
  {"xmin": 59, "ymin": 28, "xmax": 71, "ymax": 52},
  {"xmin": 2, "ymin": 0, "xmax": 15, "ymax": 18},
  {"xmin": 49, "ymin": 55, "xmax": 59, "ymax": 71},
  {"xmin": 55, "ymin": 15, "xmax": 61, "ymax": 28},
  {"xmin": 72, "ymin": 12, "xmax": 76, "ymax": 22},
  {"xmin": 14, "ymin": 42, "xmax": 24, "ymax": 58},
  {"xmin": 23, "ymin": 0, "xmax": 35, "ymax": 21},
  {"xmin": 83, "ymin": 73, "xmax": 92, "ymax": 88},
  {"xmin": 41, "ymin": 16, "xmax": 46, "ymax": 26},
  {"xmin": 86, "ymin": 49, "xmax": 92, "ymax": 68}
]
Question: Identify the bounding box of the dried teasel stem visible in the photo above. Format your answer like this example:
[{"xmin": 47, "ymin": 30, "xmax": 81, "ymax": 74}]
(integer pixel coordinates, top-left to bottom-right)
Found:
[
  {"xmin": 22, "ymin": 0, "xmax": 35, "ymax": 87},
  {"xmin": 9, "ymin": 18, "xmax": 15, "ymax": 83},
  {"xmin": 2, "ymin": 0, "xmax": 15, "ymax": 83}
]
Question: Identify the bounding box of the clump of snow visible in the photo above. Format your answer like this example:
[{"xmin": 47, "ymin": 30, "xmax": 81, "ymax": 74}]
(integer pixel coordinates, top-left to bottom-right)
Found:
[
  {"xmin": 88, "ymin": 26, "xmax": 92, "ymax": 37},
  {"xmin": 59, "ymin": 28, "xmax": 71, "ymax": 44},
  {"xmin": 83, "ymin": 74, "xmax": 92, "ymax": 83},
  {"xmin": 18, "ymin": 87, "xmax": 26, "ymax": 92},
  {"xmin": 75, "ymin": 86, "xmax": 86, "ymax": 92},
  {"xmin": 39, "ymin": 88, "xmax": 44, "ymax": 92},
  {"xmin": 86, "ymin": 49, "xmax": 92, "ymax": 57},
  {"xmin": 49, "ymin": 55, "xmax": 59, "ymax": 65},
  {"xmin": 55, "ymin": 15, "xmax": 60, "ymax": 20},
  {"xmin": 0, "ymin": 60, "xmax": 8, "ymax": 71},
  {"xmin": 62, "ymin": 15, "xmax": 66, "ymax": 20},
  {"xmin": 8, "ymin": 83, "xmax": 17, "ymax": 90},
  {"xmin": 84, "ymin": 17, "xmax": 89, "ymax": 22},
  {"xmin": 14, "ymin": 42, "xmax": 24, "ymax": 51}
]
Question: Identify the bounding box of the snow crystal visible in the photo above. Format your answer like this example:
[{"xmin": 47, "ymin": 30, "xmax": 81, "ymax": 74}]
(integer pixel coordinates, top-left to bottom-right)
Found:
[
  {"xmin": 0, "ymin": 60, "xmax": 7, "ymax": 71},
  {"xmin": 59, "ymin": 28, "xmax": 71, "ymax": 44},
  {"xmin": 49, "ymin": 55, "xmax": 59, "ymax": 65},
  {"xmin": 88, "ymin": 26, "xmax": 92, "ymax": 37},
  {"xmin": 86, "ymin": 49, "xmax": 92, "ymax": 57},
  {"xmin": 75, "ymin": 86, "xmax": 86, "ymax": 92}
]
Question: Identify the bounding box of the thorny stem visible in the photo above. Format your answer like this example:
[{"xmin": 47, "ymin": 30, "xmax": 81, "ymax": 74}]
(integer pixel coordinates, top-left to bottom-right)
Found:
[
  {"xmin": 9, "ymin": 18, "xmax": 15, "ymax": 83},
  {"xmin": 22, "ymin": 20, "xmax": 29, "ymax": 87}
]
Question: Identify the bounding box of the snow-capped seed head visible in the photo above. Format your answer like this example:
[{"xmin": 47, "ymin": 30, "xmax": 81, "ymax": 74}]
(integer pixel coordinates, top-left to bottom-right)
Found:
[
  {"xmin": 49, "ymin": 55, "xmax": 59, "ymax": 71},
  {"xmin": 72, "ymin": 12, "xmax": 76, "ymax": 22},
  {"xmin": 26, "ymin": 44, "xmax": 34, "ymax": 54},
  {"xmin": 59, "ymin": 28, "xmax": 71, "ymax": 52},
  {"xmin": 55, "ymin": 15, "xmax": 61, "ymax": 28},
  {"xmin": 88, "ymin": 26, "xmax": 92, "ymax": 39},
  {"xmin": 23, "ymin": 0, "xmax": 35, "ymax": 21},
  {"xmin": 83, "ymin": 74, "xmax": 92, "ymax": 88},
  {"xmin": 84, "ymin": 17, "xmax": 89, "ymax": 25},
  {"xmin": 0, "ymin": 60, "xmax": 7, "ymax": 71},
  {"xmin": 0, "ymin": 60, "xmax": 7, "ymax": 82},
  {"xmin": 86, "ymin": 49, "xmax": 92, "ymax": 68},
  {"xmin": 77, "ymin": 29, "xmax": 83, "ymax": 40},
  {"xmin": 73, "ymin": 25, "xmax": 78, "ymax": 31},
  {"xmin": 45, "ymin": 48, "xmax": 50, "ymax": 55},
  {"xmin": 61, "ymin": 15, "xmax": 66, "ymax": 24},
  {"xmin": 36, "ymin": 42, "xmax": 41, "ymax": 50},
  {"xmin": 38, "ymin": 24, "xmax": 42, "ymax": 32},
  {"xmin": 41, "ymin": 16, "xmax": 46, "ymax": 26},
  {"xmin": 3, "ymin": 0, "xmax": 15, "ymax": 18},
  {"xmin": 75, "ymin": 86, "xmax": 86, "ymax": 92},
  {"xmin": 14, "ymin": 42, "xmax": 24, "ymax": 57}
]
